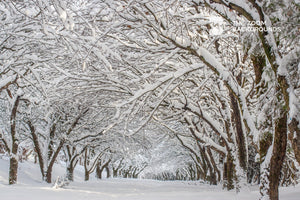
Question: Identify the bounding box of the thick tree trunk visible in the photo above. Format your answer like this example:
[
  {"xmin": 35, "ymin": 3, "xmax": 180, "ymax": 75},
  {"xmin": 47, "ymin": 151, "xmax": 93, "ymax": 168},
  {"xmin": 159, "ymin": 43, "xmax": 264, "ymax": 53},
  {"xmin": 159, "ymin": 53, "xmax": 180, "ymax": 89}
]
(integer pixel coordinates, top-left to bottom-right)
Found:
[
  {"xmin": 269, "ymin": 113, "xmax": 287, "ymax": 200},
  {"xmin": 66, "ymin": 155, "xmax": 79, "ymax": 182},
  {"xmin": 45, "ymin": 169, "xmax": 52, "ymax": 183},
  {"xmin": 66, "ymin": 165, "xmax": 75, "ymax": 181},
  {"xmin": 113, "ymin": 169, "xmax": 118, "ymax": 177}
]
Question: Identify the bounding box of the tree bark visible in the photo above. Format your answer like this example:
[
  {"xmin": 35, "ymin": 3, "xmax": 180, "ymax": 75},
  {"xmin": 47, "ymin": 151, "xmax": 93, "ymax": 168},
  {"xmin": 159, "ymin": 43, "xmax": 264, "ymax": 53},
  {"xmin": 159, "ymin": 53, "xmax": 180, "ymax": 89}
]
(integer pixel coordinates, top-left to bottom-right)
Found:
[
  {"xmin": 224, "ymin": 152, "xmax": 235, "ymax": 190},
  {"xmin": 207, "ymin": 148, "xmax": 221, "ymax": 182},
  {"xmin": 269, "ymin": 112, "xmax": 287, "ymax": 200},
  {"xmin": 66, "ymin": 165, "xmax": 75, "ymax": 181},
  {"xmin": 113, "ymin": 168, "xmax": 118, "ymax": 177},
  {"xmin": 105, "ymin": 166, "xmax": 110, "ymax": 178},
  {"xmin": 288, "ymin": 118, "xmax": 300, "ymax": 165},
  {"xmin": 9, "ymin": 95, "xmax": 21, "ymax": 185},
  {"xmin": 9, "ymin": 144, "xmax": 18, "ymax": 185},
  {"xmin": 96, "ymin": 164, "xmax": 102, "ymax": 179},
  {"xmin": 27, "ymin": 120, "xmax": 45, "ymax": 180},
  {"xmin": 84, "ymin": 170, "xmax": 90, "ymax": 181},
  {"xmin": 229, "ymin": 92, "xmax": 247, "ymax": 171},
  {"xmin": 45, "ymin": 140, "xmax": 64, "ymax": 183},
  {"xmin": 96, "ymin": 159, "xmax": 111, "ymax": 179}
]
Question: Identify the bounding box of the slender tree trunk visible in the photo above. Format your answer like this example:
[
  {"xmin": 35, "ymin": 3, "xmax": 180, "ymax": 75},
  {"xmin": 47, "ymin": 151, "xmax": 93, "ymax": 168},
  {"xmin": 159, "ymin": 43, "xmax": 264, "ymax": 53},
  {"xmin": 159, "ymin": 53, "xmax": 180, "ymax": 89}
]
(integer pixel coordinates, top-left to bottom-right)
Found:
[
  {"xmin": 9, "ymin": 143, "xmax": 18, "ymax": 185},
  {"xmin": 105, "ymin": 166, "xmax": 110, "ymax": 178},
  {"xmin": 229, "ymin": 92, "xmax": 247, "ymax": 171},
  {"xmin": 113, "ymin": 158, "xmax": 124, "ymax": 178},
  {"xmin": 45, "ymin": 140, "xmax": 64, "ymax": 183},
  {"xmin": 209, "ymin": 169, "xmax": 217, "ymax": 185},
  {"xmin": 224, "ymin": 152, "xmax": 235, "ymax": 190},
  {"xmin": 207, "ymin": 148, "xmax": 221, "ymax": 182},
  {"xmin": 269, "ymin": 112, "xmax": 287, "ymax": 200},
  {"xmin": 201, "ymin": 147, "xmax": 217, "ymax": 185},
  {"xmin": 96, "ymin": 164, "xmax": 102, "ymax": 179},
  {"xmin": 288, "ymin": 118, "xmax": 300, "ymax": 165},
  {"xmin": 27, "ymin": 120, "xmax": 45, "ymax": 180},
  {"xmin": 9, "ymin": 95, "xmax": 21, "ymax": 185},
  {"xmin": 85, "ymin": 170, "xmax": 90, "ymax": 181}
]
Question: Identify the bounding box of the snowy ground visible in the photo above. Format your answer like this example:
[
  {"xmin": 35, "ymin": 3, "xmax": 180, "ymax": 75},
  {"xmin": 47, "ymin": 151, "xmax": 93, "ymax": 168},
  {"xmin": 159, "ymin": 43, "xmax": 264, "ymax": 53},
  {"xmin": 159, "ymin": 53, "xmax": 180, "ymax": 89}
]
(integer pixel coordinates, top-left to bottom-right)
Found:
[{"xmin": 0, "ymin": 158, "xmax": 299, "ymax": 200}]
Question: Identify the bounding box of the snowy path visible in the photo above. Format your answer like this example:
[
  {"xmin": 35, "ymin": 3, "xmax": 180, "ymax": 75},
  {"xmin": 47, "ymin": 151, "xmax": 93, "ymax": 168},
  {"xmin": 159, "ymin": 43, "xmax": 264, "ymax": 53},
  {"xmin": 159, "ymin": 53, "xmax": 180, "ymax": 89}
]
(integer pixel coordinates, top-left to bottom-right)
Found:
[
  {"xmin": 1, "ymin": 178, "xmax": 299, "ymax": 200},
  {"xmin": 0, "ymin": 178, "xmax": 260, "ymax": 200},
  {"xmin": 0, "ymin": 159, "xmax": 299, "ymax": 200}
]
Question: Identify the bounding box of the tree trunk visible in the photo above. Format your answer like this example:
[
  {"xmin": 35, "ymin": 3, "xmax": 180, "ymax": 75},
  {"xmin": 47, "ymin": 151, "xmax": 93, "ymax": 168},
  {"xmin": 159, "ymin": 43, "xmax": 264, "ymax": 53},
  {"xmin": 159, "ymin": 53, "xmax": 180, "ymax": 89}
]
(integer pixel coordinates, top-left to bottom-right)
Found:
[
  {"xmin": 210, "ymin": 170, "xmax": 217, "ymax": 185},
  {"xmin": 67, "ymin": 165, "xmax": 75, "ymax": 181},
  {"xmin": 96, "ymin": 164, "xmax": 102, "ymax": 179},
  {"xmin": 105, "ymin": 166, "xmax": 110, "ymax": 178},
  {"xmin": 288, "ymin": 118, "xmax": 300, "ymax": 165},
  {"xmin": 66, "ymin": 156, "xmax": 79, "ymax": 182},
  {"xmin": 9, "ymin": 143, "xmax": 18, "ymax": 185},
  {"xmin": 224, "ymin": 152, "xmax": 235, "ymax": 190},
  {"xmin": 113, "ymin": 169, "xmax": 118, "ymax": 177},
  {"xmin": 8, "ymin": 95, "xmax": 21, "ymax": 185},
  {"xmin": 45, "ymin": 169, "xmax": 52, "ymax": 183},
  {"xmin": 45, "ymin": 140, "xmax": 64, "ymax": 183},
  {"xmin": 229, "ymin": 92, "xmax": 247, "ymax": 171},
  {"xmin": 201, "ymin": 147, "xmax": 217, "ymax": 185},
  {"xmin": 207, "ymin": 148, "xmax": 221, "ymax": 182},
  {"xmin": 269, "ymin": 113, "xmax": 287, "ymax": 200},
  {"xmin": 85, "ymin": 170, "xmax": 90, "ymax": 181},
  {"xmin": 27, "ymin": 120, "xmax": 45, "ymax": 180}
]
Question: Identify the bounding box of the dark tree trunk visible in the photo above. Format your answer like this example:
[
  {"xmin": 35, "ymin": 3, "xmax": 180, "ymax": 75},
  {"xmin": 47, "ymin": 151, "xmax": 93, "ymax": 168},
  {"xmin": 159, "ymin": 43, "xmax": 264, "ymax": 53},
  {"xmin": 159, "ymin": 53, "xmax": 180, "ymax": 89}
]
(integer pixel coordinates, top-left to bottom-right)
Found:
[
  {"xmin": 45, "ymin": 169, "xmax": 52, "ymax": 183},
  {"xmin": 96, "ymin": 159, "xmax": 111, "ymax": 179},
  {"xmin": 85, "ymin": 170, "xmax": 90, "ymax": 181},
  {"xmin": 269, "ymin": 113, "xmax": 287, "ymax": 200},
  {"xmin": 105, "ymin": 166, "xmax": 110, "ymax": 178},
  {"xmin": 45, "ymin": 140, "xmax": 64, "ymax": 183},
  {"xmin": 224, "ymin": 153, "xmax": 235, "ymax": 190},
  {"xmin": 27, "ymin": 120, "xmax": 45, "ymax": 180},
  {"xmin": 9, "ymin": 144, "xmax": 18, "ymax": 185},
  {"xmin": 251, "ymin": 54, "xmax": 265, "ymax": 86},
  {"xmin": 207, "ymin": 148, "xmax": 221, "ymax": 182},
  {"xmin": 196, "ymin": 165, "xmax": 201, "ymax": 180},
  {"xmin": 67, "ymin": 165, "xmax": 75, "ymax": 181},
  {"xmin": 113, "ymin": 169, "xmax": 118, "ymax": 177},
  {"xmin": 113, "ymin": 158, "xmax": 124, "ymax": 178},
  {"xmin": 9, "ymin": 95, "xmax": 20, "ymax": 185},
  {"xmin": 200, "ymin": 146, "xmax": 217, "ymax": 185},
  {"xmin": 66, "ymin": 154, "xmax": 79, "ymax": 182},
  {"xmin": 229, "ymin": 92, "xmax": 247, "ymax": 171},
  {"xmin": 96, "ymin": 164, "xmax": 102, "ymax": 179}
]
